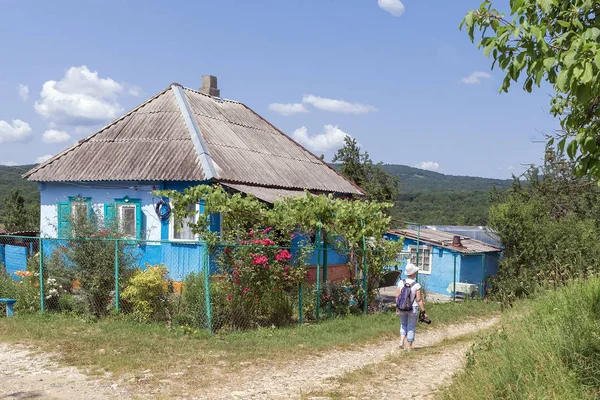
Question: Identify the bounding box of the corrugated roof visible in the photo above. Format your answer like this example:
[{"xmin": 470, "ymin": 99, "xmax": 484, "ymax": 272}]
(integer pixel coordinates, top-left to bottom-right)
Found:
[
  {"xmin": 222, "ymin": 183, "xmax": 310, "ymax": 204},
  {"xmin": 413, "ymin": 225, "xmax": 503, "ymax": 248},
  {"xmin": 24, "ymin": 84, "xmax": 363, "ymax": 196},
  {"xmin": 388, "ymin": 228, "xmax": 502, "ymax": 254}
]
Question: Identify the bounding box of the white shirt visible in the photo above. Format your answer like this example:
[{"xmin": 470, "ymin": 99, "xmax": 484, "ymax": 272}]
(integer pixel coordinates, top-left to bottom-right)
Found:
[{"xmin": 397, "ymin": 278, "xmax": 421, "ymax": 309}]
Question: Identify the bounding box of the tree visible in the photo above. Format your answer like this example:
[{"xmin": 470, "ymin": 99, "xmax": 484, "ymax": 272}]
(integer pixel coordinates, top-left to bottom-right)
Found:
[
  {"xmin": 2, "ymin": 189, "xmax": 38, "ymax": 232},
  {"xmin": 333, "ymin": 137, "xmax": 400, "ymax": 202},
  {"xmin": 461, "ymin": 1, "xmax": 600, "ymax": 180}
]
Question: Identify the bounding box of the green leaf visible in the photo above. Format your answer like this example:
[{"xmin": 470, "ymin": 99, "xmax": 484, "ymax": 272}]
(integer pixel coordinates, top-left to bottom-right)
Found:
[
  {"xmin": 484, "ymin": 42, "xmax": 495, "ymax": 58},
  {"xmin": 582, "ymin": 63, "xmax": 594, "ymax": 84},
  {"xmin": 567, "ymin": 139, "xmax": 578, "ymax": 158},
  {"xmin": 558, "ymin": 137, "xmax": 567, "ymax": 152},
  {"xmin": 530, "ymin": 26, "xmax": 542, "ymax": 41},
  {"xmin": 564, "ymin": 51, "xmax": 576, "ymax": 67},
  {"xmin": 538, "ymin": 0, "xmax": 552, "ymax": 13},
  {"xmin": 595, "ymin": 51, "xmax": 600, "ymax": 68},
  {"xmin": 543, "ymin": 57, "xmax": 555, "ymax": 71},
  {"xmin": 557, "ymin": 20, "xmax": 570, "ymax": 28},
  {"xmin": 514, "ymin": 52, "xmax": 527, "ymax": 70},
  {"xmin": 583, "ymin": 136, "xmax": 597, "ymax": 153},
  {"xmin": 556, "ymin": 68, "xmax": 569, "ymax": 91},
  {"xmin": 588, "ymin": 28, "xmax": 600, "ymax": 41},
  {"xmin": 547, "ymin": 137, "xmax": 555, "ymax": 147}
]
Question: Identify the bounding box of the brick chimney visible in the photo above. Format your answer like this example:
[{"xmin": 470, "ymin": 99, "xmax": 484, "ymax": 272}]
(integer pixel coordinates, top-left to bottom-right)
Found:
[
  {"xmin": 452, "ymin": 235, "xmax": 462, "ymax": 247},
  {"xmin": 199, "ymin": 75, "xmax": 220, "ymax": 97}
]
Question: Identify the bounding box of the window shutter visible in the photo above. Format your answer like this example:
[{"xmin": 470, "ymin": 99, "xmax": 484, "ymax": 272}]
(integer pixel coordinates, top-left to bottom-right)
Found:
[
  {"xmin": 135, "ymin": 203, "xmax": 143, "ymax": 239},
  {"xmin": 104, "ymin": 203, "xmax": 117, "ymax": 230},
  {"xmin": 57, "ymin": 202, "xmax": 71, "ymax": 239}
]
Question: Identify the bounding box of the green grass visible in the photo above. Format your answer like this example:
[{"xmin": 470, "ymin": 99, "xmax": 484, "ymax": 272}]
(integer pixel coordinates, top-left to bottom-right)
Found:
[
  {"xmin": 438, "ymin": 278, "xmax": 600, "ymax": 400},
  {"xmin": 0, "ymin": 300, "xmax": 498, "ymax": 391}
]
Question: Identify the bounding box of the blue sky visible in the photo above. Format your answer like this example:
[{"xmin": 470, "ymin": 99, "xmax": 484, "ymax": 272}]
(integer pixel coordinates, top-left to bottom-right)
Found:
[{"xmin": 0, "ymin": 0, "xmax": 557, "ymax": 178}]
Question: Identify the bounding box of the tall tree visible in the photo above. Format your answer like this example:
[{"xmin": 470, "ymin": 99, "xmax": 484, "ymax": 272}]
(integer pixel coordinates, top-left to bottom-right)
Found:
[
  {"xmin": 333, "ymin": 137, "xmax": 400, "ymax": 202},
  {"xmin": 2, "ymin": 189, "xmax": 38, "ymax": 232},
  {"xmin": 461, "ymin": 1, "xmax": 600, "ymax": 180}
]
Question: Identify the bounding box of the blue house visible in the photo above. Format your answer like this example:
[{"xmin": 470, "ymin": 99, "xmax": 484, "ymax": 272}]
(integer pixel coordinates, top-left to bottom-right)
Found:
[
  {"xmin": 23, "ymin": 76, "xmax": 363, "ymax": 280},
  {"xmin": 384, "ymin": 228, "xmax": 502, "ymax": 298}
]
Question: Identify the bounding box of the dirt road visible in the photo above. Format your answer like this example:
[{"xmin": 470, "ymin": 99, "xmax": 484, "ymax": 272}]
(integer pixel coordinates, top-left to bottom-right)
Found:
[{"xmin": 0, "ymin": 317, "xmax": 497, "ymax": 399}]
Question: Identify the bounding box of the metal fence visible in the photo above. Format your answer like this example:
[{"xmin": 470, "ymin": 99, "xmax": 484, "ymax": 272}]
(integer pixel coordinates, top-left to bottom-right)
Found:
[{"xmin": 0, "ymin": 235, "xmax": 374, "ymax": 332}]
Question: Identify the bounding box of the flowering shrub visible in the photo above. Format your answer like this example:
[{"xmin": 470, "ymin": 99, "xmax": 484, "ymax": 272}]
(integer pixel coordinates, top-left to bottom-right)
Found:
[{"xmin": 211, "ymin": 229, "xmax": 310, "ymax": 330}]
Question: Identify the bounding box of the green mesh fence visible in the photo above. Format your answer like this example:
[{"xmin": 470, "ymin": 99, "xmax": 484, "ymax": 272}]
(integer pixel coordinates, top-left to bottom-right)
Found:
[{"xmin": 0, "ymin": 234, "xmax": 490, "ymax": 331}]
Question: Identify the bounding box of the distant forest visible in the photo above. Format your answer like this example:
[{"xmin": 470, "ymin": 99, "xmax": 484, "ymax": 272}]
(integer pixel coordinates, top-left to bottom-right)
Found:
[
  {"xmin": 377, "ymin": 164, "xmax": 512, "ymax": 225},
  {"xmin": 0, "ymin": 163, "xmax": 511, "ymax": 229}
]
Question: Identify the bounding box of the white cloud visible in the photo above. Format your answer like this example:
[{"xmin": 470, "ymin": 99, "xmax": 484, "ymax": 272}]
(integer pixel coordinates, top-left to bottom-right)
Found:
[
  {"xmin": 0, "ymin": 119, "xmax": 32, "ymax": 143},
  {"xmin": 35, "ymin": 155, "xmax": 53, "ymax": 164},
  {"xmin": 42, "ymin": 129, "xmax": 71, "ymax": 144},
  {"xmin": 460, "ymin": 71, "xmax": 492, "ymax": 84},
  {"xmin": 268, "ymin": 103, "xmax": 309, "ymax": 116},
  {"xmin": 378, "ymin": 0, "xmax": 405, "ymax": 16},
  {"xmin": 34, "ymin": 65, "xmax": 125, "ymax": 126},
  {"xmin": 292, "ymin": 125, "xmax": 350, "ymax": 152},
  {"xmin": 0, "ymin": 161, "xmax": 18, "ymax": 166},
  {"xmin": 128, "ymin": 86, "xmax": 142, "ymax": 97},
  {"xmin": 302, "ymin": 95, "xmax": 378, "ymax": 114},
  {"xmin": 18, "ymin": 84, "xmax": 29, "ymax": 101},
  {"xmin": 415, "ymin": 161, "xmax": 440, "ymax": 171}
]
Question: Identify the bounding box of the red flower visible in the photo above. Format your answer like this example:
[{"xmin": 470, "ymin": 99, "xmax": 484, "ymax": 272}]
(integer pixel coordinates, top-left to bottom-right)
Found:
[
  {"xmin": 243, "ymin": 287, "xmax": 250, "ymax": 292},
  {"xmin": 275, "ymin": 250, "xmax": 292, "ymax": 262},
  {"xmin": 306, "ymin": 271, "xmax": 312, "ymax": 279},
  {"xmin": 248, "ymin": 230, "xmax": 255, "ymax": 236},
  {"xmin": 263, "ymin": 227, "xmax": 273, "ymax": 234},
  {"xmin": 274, "ymin": 287, "xmax": 278, "ymax": 291},
  {"xmin": 255, "ymin": 297, "xmax": 260, "ymax": 302},
  {"xmin": 225, "ymin": 247, "xmax": 231, "ymax": 255},
  {"xmin": 283, "ymin": 266, "xmax": 290, "ymax": 272},
  {"xmin": 290, "ymin": 233, "xmax": 296, "ymax": 239},
  {"xmin": 252, "ymin": 255, "xmax": 269, "ymax": 265},
  {"xmin": 227, "ymin": 294, "xmax": 233, "ymax": 301}
]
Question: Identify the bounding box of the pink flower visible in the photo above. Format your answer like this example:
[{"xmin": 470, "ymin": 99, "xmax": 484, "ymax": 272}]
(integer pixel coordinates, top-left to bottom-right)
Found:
[
  {"xmin": 263, "ymin": 227, "xmax": 273, "ymax": 234},
  {"xmin": 243, "ymin": 287, "xmax": 250, "ymax": 292},
  {"xmin": 290, "ymin": 233, "xmax": 296, "ymax": 239},
  {"xmin": 248, "ymin": 230, "xmax": 255, "ymax": 236},
  {"xmin": 255, "ymin": 297, "xmax": 260, "ymax": 302},
  {"xmin": 252, "ymin": 255, "xmax": 269, "ymax": 265},
  {"xmin": 275, "ymin": 250, "xmax": 292, "ymax": 262},
  {"xmin": 225, "ymin": 247, "xmax": 231, "ymax": 255},
  {"xmin": 274, "ymin": 287, "xmax": 278, "ymax": 292},
  {"xmin": 227, "ymin": 294, "xmax": 232, "ymax": 301},
  {"xmin": 306, "ymin": 272, "xmax": 312, "ymax": 279},
  {"xmin": 283, "ymin": 266, "xmax": 290, "ymax": 272}
]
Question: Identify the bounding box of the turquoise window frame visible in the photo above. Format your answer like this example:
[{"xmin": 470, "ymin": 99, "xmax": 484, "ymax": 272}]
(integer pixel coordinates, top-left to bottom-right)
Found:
[
  {"xmin": 57, "ymin": 196, "xmax": 92, "ymax": 239},
  {"xmin": 104, "ymin": 196, "xmax": 142, "ymax": 240}
]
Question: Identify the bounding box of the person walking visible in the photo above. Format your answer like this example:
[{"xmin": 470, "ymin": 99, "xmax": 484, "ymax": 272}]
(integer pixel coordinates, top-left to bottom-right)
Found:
[{"xmin": 396, "ymin": 263, "xmax": 427, "ymax": 350}]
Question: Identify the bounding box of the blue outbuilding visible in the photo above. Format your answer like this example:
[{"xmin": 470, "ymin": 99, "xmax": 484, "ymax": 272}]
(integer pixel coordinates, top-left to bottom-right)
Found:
[{"xmin": 385, "ymin": 228, "xmax": 502, "ymax": 299}]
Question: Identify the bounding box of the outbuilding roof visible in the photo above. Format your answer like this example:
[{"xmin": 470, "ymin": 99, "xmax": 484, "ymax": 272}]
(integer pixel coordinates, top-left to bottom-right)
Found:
[
  {"xmin": 388, "ymin": 228, "xmax": 502, "ymax": 254},
  {"xmin": 24, "ymin": 84, "xmax": 364, "ymax": 197}
]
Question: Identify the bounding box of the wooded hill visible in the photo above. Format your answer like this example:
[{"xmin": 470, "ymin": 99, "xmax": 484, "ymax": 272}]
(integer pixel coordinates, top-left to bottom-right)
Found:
[{"xmin": 0, "ymin": 164, "xmax": 511, "ymax": 227}]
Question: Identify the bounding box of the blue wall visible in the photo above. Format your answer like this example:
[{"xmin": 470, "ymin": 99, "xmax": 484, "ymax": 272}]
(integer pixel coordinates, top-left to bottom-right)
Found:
[
  {"xmin": 1, "ymin": 245, "xmax": 28, "ymax": 279},
  {"xmin": 385, "ymin": 233, "xmax": 501, "ymax": 297}
]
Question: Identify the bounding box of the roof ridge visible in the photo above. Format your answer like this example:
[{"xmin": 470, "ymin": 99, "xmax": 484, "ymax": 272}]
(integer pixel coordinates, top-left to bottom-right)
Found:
[
  {"xmin": 180, "ymin": 86, "xmax": 241, "ymax": 104},
  {"xmin": 171, "ymin": 84, "xmax": 217, "ymax": 180},
  {"xmin": 24, "ymin": 86, "xmax": 174, "ymax": 179}
]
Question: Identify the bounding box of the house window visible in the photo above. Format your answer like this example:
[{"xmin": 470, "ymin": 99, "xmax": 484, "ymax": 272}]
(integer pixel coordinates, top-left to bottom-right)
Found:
[
  {"xmin": 118, "ymin": 204, "xmax": 137, "ymax": 239},
  {"xmin": 71, "ymin": 201, "xmax": 89, "ymax": 221},
  {"xmin": 104, "ymin": 197, "xmax": 142, "ymax": 240},
  {"xmin": 170, "ymin": 203, "xmax": 199, "ymax": 241},
  {"xmin": 408, "ymin": 245, "xmax": 432, "ymax": 274}
]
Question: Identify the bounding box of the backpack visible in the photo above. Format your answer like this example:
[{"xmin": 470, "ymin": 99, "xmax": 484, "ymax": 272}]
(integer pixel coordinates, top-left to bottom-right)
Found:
[{"xmin": 396, "ymin": 280, "xmax": 417, "ymax": 311}]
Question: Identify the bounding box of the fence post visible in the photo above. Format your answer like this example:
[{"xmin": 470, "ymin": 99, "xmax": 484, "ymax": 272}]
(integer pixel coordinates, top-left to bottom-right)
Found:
[
  {"xmin": 361, "ymin": 219, "xmax": 367, "ymax": 314},
  {"xmin": 316, "ymin": 222, "xmax": 322, "ymax": 321},
  {"xmin": 203, "ymin": 243, "xmax": 213, "ymax": 335},
  {"xmin": 114, "ymin": 239, "xmax": 120, "ymax": 311},
  {"xmin": 39, "ymin": 238, "xmax": 45, "ymax": 313},
  {"xmin": 481, "ymin": 253, "xmax": 486, "ymax": 298},
  {"xmin": 298, "ymin": 283, "xmax": 303, "ymax": 325},
  {"xmin": 453, "ymin": 253, "xmax": 457, "ymax": 302}
]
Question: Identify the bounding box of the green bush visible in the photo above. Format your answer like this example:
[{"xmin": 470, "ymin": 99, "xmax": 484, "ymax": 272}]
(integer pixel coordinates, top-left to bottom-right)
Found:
[
  {"xmin": 441, "ymin": 278, "xmax": 600, "ymax": 399},
  {"xmin": 122, "ymin": 265, "xmax": 171, "ymax": 322}
]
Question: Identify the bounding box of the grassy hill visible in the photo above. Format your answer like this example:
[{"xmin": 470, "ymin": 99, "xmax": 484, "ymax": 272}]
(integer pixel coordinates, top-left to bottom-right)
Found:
[{"xmin": 0, "ymin": 163, "xmax": 511, "ymax": 228}]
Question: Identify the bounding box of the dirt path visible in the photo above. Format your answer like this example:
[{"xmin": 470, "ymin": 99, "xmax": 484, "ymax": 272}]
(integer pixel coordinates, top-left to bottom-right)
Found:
[
  {"xmin": 0, "ymin": 318, "xmax": 497, "ymax": 400},
  {"xmin": 0, "ymin": 343, "xmax": 130, "ymax": 400},
  {"xmin": 195, "ymin": 317, "xmax": 499, "ymax": 399}
]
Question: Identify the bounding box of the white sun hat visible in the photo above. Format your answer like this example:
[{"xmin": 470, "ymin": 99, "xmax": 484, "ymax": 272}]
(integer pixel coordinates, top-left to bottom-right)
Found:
[{"xmin": 404, "ymin": 263, "xmax": 419, "ymax": 276}]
